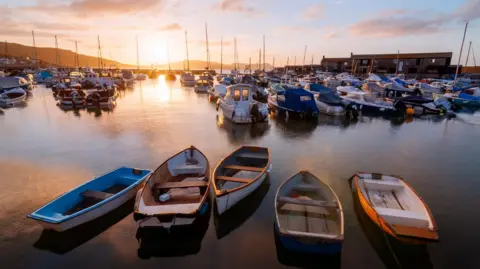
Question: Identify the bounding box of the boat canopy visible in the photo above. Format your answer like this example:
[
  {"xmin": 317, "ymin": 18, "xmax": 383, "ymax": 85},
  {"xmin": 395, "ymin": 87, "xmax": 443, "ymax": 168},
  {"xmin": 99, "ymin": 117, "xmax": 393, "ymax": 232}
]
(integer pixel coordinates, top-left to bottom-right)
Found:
[
  {"xmin": 305, "ymin": 83, "xmax": 333, "ymax": 94},
  {"xmin": 277, "ymin": 88, "xmax": 319, "ymax": 113}
]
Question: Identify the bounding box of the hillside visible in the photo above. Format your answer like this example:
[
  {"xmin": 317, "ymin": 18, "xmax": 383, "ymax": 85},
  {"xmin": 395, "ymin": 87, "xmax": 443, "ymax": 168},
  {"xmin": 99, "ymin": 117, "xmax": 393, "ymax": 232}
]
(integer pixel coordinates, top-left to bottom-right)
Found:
[{"xmin": 0, "ymin": 42, "xmax": 273, "ymax": 70}]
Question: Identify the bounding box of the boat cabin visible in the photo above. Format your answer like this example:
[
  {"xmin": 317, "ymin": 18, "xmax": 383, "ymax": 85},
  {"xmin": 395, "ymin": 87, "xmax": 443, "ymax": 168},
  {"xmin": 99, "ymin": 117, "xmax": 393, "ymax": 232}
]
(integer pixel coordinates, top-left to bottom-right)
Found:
[
  {"xmin": 224, "ymin": 84, "xmax": 255, "ymax": 103},
  {"xmin": 276, "ymin": 88, "xmax": 318, "ymax": 113},
  {"xmin": 196, "ymin": 80, "xmax": 210, "ymax": 87}
]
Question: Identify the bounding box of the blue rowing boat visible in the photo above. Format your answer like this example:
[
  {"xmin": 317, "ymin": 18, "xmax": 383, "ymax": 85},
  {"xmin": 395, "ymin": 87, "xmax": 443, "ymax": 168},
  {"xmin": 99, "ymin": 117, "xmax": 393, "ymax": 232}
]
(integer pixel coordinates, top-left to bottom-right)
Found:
[{"xmin": 28, "ymin": 167, "xmax": 152, "ymax": 232}]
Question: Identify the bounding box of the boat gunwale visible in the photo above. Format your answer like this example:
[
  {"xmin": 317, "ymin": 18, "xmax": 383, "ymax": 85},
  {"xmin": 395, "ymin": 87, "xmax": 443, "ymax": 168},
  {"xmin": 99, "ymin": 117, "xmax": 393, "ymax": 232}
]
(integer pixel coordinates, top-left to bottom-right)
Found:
[
  {"xmin": 28, "ymin": 166, "xmax": 152, "ymax": 224},
  {"xmin": 353, "ymin": 171, "xmax": 439, "ymax": 242},
  {"xmin": 212, "ymin": 146, "xmax": 270, "ymax": 198},
  {"xmin": 134, "ymin": 146, "xmax": 211, "ymax": 216},
  {"xmin": 274, "ymin": 170, "xmax": 344, "ymax": 241}
]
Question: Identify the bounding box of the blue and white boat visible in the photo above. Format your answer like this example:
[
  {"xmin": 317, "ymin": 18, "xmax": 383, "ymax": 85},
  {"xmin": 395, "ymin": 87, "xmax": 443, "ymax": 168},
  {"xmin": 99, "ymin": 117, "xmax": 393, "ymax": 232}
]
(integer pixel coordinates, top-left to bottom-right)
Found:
[
  {"xmin": 275, "ymin": 171, "xmax": 344, "ymax": 254},
  {"xmin": 305, "ymin": 83, "xmax": 348, "ymax": 116},
  {"xmin": 448, "ymin": 87, "xmax": 480, "ymax": 108},
  {"xmin": 268, "ymin": 88, "xmax": 319, "ymax": 119},
  {"xmin": 341, "ymin": 92, "xmax": 404, "ymax": 116},
  {"xmin": 0, "ymin": 76, "xmax": 32, "ymax": 91},
  {"xmin": 28, "ymin": 167, "xmax": 152, "ymax": 232}
]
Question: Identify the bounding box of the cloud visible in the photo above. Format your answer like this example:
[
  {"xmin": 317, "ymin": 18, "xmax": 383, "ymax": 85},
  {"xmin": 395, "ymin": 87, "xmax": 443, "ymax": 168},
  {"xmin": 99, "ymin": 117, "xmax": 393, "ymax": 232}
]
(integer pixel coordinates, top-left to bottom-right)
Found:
[
  {"xmin": 213, "ymin": 0, "xmax": 260, "ymax": 16},
  {"xmin": 349, "ymin": 1, "xmax": 480, "ymax": 38},
  {"xmin": 158, "ymin": 23, "xmax": 182, "ymax": 31},
  {"xmin": 24, "ymin": 0, "xmax": 165, "ymax": 17},
  {"xmin": 455, "ymin": 0, "xmax": 480, "ymax": 21},
  {"xmin": 302, "ymin": 3, "xmax": 324, "ymax": 19}
]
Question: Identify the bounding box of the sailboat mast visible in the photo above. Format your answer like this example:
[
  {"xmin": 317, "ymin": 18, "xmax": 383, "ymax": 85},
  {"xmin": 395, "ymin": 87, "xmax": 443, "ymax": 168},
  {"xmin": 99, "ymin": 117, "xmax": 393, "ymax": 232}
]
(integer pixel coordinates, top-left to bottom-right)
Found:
[
  {"xmin": 258, "ymin": 49, "xmax": 261, "ymax": 71},
  {"xmin": 55, "ymin": 35, "xmax": 60, "ymax": 67},
  {"xmin": 3, "ymin": 41, "xmax": 6, "ymax": 70},
  {"xmin": 249, "ymin": 57, "xmax": 251, "ymax": 75},
  {"xmin": 263, "ymin": 35, "xmax": 266, "ymax": 72},
  {"xmin": 32, "ymin": 31, "xmax": 39, "ymax": 68},
  {"xmin": 220, "ymin": 36, "xmax": 223, "ymax": 74},
  {"xmin": 472, "ymin": 46, "xmax": 477, "ymax": 67},
  {"xmin": 233, "ymin": 37, "xmax": 237, "ymax": 70},
  {"xmin": 205, "ymin": 22, "xmax": 210, "ymax": 70},
  {"xmin": 74, "ymin": 41, "xmax": 79, "ymax": 69},
  {"xmin": 136, "ymin": 35, "xmax": 140, "ymax": 71},
  {"xmin": 185, "ymin": 31, "xmax": 190, "ymax": 71},
  {"xmin": 454, "ymin": 21, "xmax": 469, "ymax": 85},
  {"xmin": 465, "ymin": 41, "xmax": 472, "ymax": 67},
  {"xmin": 97, "ymin": 35, "xmax": 104, "ymax": 69},
  {"xmin": 273, "ymin": 57, "xmax": 275, "ymax": 70},
  {"xmin": 167, "ymin": 42, "xmax": 171, "ymax": 71},
  {"xmin": 302, "ymin": 45, "xmax": 307, "ymax": 73},
  {"xmin": 311, "ymin": 55, "xmax": 314, "ymax": 71}
]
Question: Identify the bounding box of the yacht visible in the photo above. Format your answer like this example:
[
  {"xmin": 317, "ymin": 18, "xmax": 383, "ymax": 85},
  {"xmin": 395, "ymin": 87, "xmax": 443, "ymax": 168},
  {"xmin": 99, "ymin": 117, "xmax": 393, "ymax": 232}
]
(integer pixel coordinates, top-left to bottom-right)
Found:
[
  {"xmin": 218, "ymin": 84, "xmax": 269, "ymax": 124},
  {"xmin": 180, "ymin": 72, "xmax": 196, "ymax": 86}
]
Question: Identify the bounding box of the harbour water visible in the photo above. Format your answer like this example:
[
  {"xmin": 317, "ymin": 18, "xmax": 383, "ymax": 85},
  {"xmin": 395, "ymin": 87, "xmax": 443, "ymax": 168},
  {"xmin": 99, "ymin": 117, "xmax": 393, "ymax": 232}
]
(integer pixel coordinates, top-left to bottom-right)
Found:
[{"xmin": 1, "ymin": 77, "xmax": 480, "ymax": 269}]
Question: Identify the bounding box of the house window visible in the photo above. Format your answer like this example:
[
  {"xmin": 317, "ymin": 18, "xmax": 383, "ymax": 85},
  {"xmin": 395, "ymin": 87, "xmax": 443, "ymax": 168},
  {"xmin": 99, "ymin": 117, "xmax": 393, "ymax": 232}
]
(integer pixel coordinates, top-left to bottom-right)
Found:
[
  {"xmin": 431, "ymin": 59, "xmax": 436, "ymax": 63},
  {"xmin": 362, "ymin": 60, "xmax": 368, "ymax": 64}
]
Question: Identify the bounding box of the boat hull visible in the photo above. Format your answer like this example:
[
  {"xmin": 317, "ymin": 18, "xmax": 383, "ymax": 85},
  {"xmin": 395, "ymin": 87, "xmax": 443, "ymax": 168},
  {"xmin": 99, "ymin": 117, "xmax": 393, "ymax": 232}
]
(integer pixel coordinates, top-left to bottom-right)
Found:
[
  {"xmin": 37, "ymin": 183, "xmax": 144, "ymax": 232},
  {"xmin": 268, "ymin": 101, "xmax": 319, "ymax": 119},
  {"xmin": 274, "ymin": 220, "xmax": 342, "ymax": 255},
  {"xmin": 215, "ymin": 168, "xmax": 269, "ymax": 215},
  {"xmin": 354, "ymin": 177, "xmax": 436, "ymax": 244},
  {"xmin": 220, "ymin": 103, "xmax": 268, "ymax": 124}
]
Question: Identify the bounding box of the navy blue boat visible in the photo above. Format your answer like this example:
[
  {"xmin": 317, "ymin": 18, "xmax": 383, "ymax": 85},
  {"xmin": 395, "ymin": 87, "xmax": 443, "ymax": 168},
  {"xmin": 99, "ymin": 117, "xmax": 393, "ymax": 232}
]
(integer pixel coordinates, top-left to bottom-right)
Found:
[{"xmin": 268, "ymin": 88, "xmax": 319, "ymax": 119}]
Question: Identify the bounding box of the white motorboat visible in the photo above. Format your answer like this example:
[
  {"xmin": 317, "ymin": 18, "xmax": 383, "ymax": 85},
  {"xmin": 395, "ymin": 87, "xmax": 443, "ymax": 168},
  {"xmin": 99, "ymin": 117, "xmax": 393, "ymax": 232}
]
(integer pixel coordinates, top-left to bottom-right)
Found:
[
  {"xmin": 337, "ymin": 86, "xmax": 363, "ymax": 96},
  {"xmin": 180, "ymin": 72, "xmax": 196, "ymax": 86},
  {"xmin": 217, "ymin": 84, "xmax": 269, "ymax": 124},
  {"xmin": 0, "ymin": 88, "xmax": 27, "ymax": 106},
  {"xmin": 194, "ymin": 80, "xmax": 210, "ymax": 93},
  {"xmin": 57, "ymin": 89, "xmax": 87, "ymax": 107},
  {"xmin": 341, "ymin": 92, "xmax": 402, "ymax": 115},
  {"xmin": 208, "ymin": 84, "xmax": 227, "ymax": 102}
]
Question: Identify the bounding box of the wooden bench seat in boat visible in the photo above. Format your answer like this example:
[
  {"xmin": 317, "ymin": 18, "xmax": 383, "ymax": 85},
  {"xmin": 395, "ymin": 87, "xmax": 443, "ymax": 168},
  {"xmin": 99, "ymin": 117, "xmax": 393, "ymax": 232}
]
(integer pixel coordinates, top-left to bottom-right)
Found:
[
  {"xmin": 223, "ymin": 165, "xmax": 264, "ymax": 172},
  {"xmin": 173, "ymin": 164, "xmax": 204, "ymax": 176},
  {"xmin": 216, "ymin": 176, "xmax": 254, "ymax": 184},
  {"xmin": 156, "ymin": 179, "xmax": 208, "ymax": 189},
  {"xmin": 235, "ymin": 152, "xmax": 268, "ymax": 160},
  {"xmin": 375, "ymin": 207, "xmax": 430, "ymax": 228},
  {"xmin": 291, "ymin": 184, "xmax": 320, "ymax": 192},
  {"xmin": 81, "ymin": 190, "xmax": 114, "ymax": 200},
  {"xmin": 363, "ymin": 179, "xmax": 404, "ymax": 191},
  {"xmin": 278, "ymin": 196, "xmax": 338, "ymax": 208}
]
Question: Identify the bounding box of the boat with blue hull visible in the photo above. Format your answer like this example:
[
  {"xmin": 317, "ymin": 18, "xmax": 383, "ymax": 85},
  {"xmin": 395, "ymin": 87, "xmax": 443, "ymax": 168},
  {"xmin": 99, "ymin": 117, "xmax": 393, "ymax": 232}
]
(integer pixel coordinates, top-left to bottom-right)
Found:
[
  {"xmin": 449, "ymin": 87, "xmax": 480, "ymax": 109},
  {"xmin": 274, "ymin": 171, "xmax": 344, "ymax": 255},
  {"xmin": 268, "ymin": 88, "xmax": 319, "ymax": 119},
  {"xmin": 28, "ymin": 167, "xmax": 152, "ymax": 232}
]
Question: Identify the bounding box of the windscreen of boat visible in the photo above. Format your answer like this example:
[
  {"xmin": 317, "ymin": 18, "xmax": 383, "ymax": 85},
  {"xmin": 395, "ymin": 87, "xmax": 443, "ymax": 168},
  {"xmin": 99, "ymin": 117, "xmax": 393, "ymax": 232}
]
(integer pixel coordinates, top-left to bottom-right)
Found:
[
  {"xmin": 317, "ymin": 91, "xmax": 343, "ymax": 105},
  {"xmin": 363, "ymin": 94, "xmax": 376, "ymax": 103}
]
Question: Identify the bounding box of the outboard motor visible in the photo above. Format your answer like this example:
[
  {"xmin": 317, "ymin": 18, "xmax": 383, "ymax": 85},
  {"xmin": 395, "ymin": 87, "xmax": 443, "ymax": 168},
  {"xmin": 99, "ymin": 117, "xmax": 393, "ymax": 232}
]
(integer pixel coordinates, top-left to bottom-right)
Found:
[{"xmin": 393, "ymin": 99, "xmax": 407, "ymax": 115}]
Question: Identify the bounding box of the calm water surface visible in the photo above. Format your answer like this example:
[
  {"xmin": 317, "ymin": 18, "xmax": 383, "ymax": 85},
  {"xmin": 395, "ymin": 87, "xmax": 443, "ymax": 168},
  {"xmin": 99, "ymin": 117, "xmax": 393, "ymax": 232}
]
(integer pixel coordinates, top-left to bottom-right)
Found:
[{"xmin": 1, "ymin": 77, "xmax": 480, "ymax": 269}]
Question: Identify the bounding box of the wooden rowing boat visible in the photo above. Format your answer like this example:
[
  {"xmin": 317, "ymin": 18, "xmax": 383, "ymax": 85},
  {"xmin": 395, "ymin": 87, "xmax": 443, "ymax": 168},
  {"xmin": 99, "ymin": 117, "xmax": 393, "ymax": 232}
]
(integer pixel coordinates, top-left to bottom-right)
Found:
[
  {"xmin": 274, "ymin": 171, "xmax": 344, "ymax": 254},
  {"xmin": 353, "ymin": 172, "xmax": 439, "ymax": 244},
  {"xmin": 134, "ymin": 146, "xmax": 210, "ymax": 228},
  {"xmin": 212, "ymin": 146, "xmax": 271, "ymax": 215},
  {"xmin": 28, "ymin": 167, "xmax": 152, "ymax": 232}
]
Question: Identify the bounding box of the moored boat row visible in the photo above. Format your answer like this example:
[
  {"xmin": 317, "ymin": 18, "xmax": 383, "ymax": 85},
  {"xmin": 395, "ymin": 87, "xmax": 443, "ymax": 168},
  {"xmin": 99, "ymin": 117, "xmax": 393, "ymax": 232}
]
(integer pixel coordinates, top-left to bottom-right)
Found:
[{"xmin": 28, "ymin": 145, "xmax": 438, "ymax": 258}]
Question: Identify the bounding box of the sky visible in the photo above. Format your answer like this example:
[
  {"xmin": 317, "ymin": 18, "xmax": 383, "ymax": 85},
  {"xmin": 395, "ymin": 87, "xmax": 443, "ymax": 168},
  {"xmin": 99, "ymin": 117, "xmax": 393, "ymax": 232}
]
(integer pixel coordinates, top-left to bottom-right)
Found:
[{"xmin": 1, "ymin": 0, "xmax": 479, "ymax": 66}]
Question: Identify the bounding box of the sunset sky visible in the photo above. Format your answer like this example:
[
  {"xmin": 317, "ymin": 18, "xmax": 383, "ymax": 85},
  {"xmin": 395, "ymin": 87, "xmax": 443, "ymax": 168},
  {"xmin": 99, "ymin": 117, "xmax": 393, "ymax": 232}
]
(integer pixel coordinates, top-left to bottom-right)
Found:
[{"xmin": 1, "ymin": 0, "xmax": 479, "ymax": 66}]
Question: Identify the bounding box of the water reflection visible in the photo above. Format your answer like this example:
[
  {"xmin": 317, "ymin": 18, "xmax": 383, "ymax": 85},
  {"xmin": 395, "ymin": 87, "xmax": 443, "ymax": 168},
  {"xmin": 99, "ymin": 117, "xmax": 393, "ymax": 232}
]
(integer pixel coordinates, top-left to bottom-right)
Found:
[
  {"xmin": 214, "ymin": 177, "xmax": 270, "ymax": 239},
  {"xmin": 216, "ymin": 115, "xmax": 271, "ymax": 144},
  {"xmin": 350, "ymin": 188, "xmax": 433, "ymax": 269},
  {"xmin": 274, "ymin": 224, "xmax": 341, "ymax": 269},
  {"xmin": 136, "ymin": 199, "xmax": 211, "ymax": 259},
  {"xmin": 33, "ymin": 199, "xmax": 134, "ymax": 254},
  {"xmin": 271, "ymin": 117, "xmax": 318, "ymax": 139}
]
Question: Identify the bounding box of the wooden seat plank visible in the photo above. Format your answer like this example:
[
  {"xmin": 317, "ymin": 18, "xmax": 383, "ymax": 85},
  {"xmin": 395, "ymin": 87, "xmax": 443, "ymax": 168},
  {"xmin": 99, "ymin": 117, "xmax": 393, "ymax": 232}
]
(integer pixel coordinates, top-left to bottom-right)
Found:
[
  {"xmin": 216, "ymin": 176, "xmax": 253, "ymax": 184},
  {"xmin": 81, "ymin": 190, "xmax": 113, "ymax": 200},
  {"xmin": 392, "ymin": 224, "xmax": 439, "ymax": 240},
  {"xmin": 235, "ymin": 152, "xmax": 268, "ymax": 160},
  {"xmin": 223, "ymin": 165, "xmax": 264, "ymax": 172},
  {"xmin": 156, "ymin": 181, "xmax": 208, "ymax": 189},
  {"xmin": 277, "ymin": 196, "xmax": 338, "ymax": 208}
]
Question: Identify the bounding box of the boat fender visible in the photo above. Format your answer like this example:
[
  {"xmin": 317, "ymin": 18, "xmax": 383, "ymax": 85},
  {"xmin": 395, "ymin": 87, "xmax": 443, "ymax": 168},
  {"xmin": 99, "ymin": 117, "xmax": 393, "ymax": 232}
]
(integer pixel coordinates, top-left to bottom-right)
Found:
[{"xmin": 250, "ymin": 104, "xmax": 261, "ymax": 123}]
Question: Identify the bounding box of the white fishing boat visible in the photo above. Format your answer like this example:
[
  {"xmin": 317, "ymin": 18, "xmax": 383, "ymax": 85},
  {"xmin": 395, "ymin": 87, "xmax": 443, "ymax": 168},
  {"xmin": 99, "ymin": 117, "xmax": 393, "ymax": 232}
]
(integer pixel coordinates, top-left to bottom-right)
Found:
[
  {"xmin": 212, "ymin": 146, "xmax": 271, "ymax": 215},
  {"xmin": 341, "ymin": 92, "xmax": 403, "ymax": 115},
  {"xmin": 134, "ymin": 146, "xmax": 210, "ymax": 229},
  {"xmin": 57, "ymin": 89, "xmax": 87, "ymax": 107},
  {"xmin": 28, "ymin": 167, "xmax": 152, "ymax": 232},
  {"xmin": 275, "ymin": 171, "xmax": 344, "ymax": 254},
  {"xmin": 86, "ymin": 89, "xmax": 117, "ymax": 108},
  {"xmin": 217, "ymin": 84, "xmax": 269, "ymax": 124},
  {"xmin": 337, "ymin": 86, "xmax": 363, "ymax": 96},
  {"xmin": 0, "ymin": 88, "xmax": 27, "ymax": 106},
  {"xmin": 353, "ymin": 172, "xmax": 439, "ymax": 243}
]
